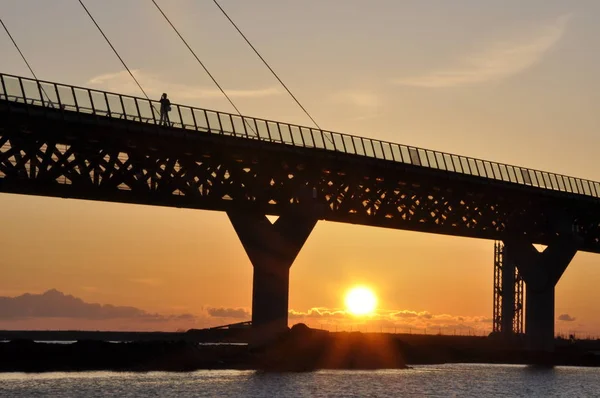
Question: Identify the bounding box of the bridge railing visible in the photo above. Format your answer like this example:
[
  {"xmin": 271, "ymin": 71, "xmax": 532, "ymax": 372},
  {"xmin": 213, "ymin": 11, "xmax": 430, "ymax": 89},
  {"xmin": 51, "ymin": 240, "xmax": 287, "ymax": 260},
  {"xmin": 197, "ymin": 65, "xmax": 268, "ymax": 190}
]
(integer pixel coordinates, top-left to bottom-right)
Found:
[{"xmin": 1, "ymin": 72, "xmax": 599, "ymax": 199}]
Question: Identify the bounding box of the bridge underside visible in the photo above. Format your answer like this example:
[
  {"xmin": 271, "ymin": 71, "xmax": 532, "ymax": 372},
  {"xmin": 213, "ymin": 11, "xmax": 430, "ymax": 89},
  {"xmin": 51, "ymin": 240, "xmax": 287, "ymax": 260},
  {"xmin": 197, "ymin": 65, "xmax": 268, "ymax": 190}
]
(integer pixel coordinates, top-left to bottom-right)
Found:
[{"xmin": 2, "ymin": 100, "xmax": 599, "ymax": 251}]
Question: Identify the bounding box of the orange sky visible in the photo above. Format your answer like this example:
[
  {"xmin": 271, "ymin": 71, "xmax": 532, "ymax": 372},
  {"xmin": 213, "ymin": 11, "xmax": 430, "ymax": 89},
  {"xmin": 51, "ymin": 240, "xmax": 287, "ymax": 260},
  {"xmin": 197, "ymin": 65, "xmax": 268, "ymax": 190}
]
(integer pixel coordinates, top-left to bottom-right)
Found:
[
  {"xmin": 1, "ymin": 0, "xmax": 600, "ymax": 336},
  {"xmin": 1, "ymin": 193, "xmax": 599, "ymax": 336}
]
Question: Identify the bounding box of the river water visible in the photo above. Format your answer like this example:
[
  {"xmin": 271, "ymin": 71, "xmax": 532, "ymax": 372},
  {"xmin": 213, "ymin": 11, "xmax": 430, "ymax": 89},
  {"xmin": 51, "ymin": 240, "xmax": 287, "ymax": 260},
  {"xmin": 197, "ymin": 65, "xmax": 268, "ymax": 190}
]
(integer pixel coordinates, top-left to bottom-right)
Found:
[{"xmin": 0, "ymin": 364, "xmax": 598, "ymax": 397}]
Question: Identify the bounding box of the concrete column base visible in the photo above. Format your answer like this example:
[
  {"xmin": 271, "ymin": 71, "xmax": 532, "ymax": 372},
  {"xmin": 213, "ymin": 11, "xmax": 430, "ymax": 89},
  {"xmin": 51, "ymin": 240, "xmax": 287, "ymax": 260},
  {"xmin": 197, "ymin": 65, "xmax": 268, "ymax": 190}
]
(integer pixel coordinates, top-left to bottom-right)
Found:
[
  {"xmin": 503, "ymin": 238, "xmax": 577, "ymax": 351},
  {"xmin": 228, "ymin": 209, "xmax": 318, "ymax": 345}
]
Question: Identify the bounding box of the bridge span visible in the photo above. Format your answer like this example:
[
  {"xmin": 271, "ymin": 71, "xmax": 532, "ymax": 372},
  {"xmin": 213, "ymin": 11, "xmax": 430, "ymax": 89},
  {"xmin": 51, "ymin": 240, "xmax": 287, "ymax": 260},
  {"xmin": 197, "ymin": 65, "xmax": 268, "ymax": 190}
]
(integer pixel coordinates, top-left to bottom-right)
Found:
[{"xmin": 1, "ymin": 73, "xmax": 599, "ymax": 350}]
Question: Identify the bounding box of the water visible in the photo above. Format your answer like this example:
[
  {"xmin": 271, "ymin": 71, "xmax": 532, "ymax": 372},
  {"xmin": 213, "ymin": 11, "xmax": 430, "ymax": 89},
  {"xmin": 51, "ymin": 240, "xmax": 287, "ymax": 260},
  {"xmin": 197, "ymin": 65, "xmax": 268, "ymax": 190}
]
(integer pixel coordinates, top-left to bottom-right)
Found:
[{"xmin": 0, "ymin": 364, "xmax": 598, "ymax": 397}]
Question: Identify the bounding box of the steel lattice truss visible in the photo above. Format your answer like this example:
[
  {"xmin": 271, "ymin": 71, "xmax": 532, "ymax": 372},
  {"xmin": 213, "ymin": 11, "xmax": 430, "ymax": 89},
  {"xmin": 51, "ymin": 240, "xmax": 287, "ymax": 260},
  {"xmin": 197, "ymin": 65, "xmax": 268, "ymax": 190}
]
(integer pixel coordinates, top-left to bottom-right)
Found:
[
  {"xmin": 1, "ymin": 106, "xmax": 600, "ymax": 253},
  {"xmin": 492, "ymin": 241, "xmax": 524, "ymax": 335}
]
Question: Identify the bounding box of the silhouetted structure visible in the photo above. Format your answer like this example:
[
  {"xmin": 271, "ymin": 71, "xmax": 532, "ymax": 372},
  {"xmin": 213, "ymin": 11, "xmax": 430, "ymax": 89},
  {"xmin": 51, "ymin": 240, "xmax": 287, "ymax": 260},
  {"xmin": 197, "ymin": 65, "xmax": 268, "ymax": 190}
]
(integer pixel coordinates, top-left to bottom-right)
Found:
[
  {"xmin": 493, "ymin": 241, "xmax": 524, "ymax": 336},
  {"xmin": 1, "ymin": 73, "xmax": 600, "ymax": 350},
  {"xmin": 2, "ymin": 327, "xmax": 600, "ymax": 371}
]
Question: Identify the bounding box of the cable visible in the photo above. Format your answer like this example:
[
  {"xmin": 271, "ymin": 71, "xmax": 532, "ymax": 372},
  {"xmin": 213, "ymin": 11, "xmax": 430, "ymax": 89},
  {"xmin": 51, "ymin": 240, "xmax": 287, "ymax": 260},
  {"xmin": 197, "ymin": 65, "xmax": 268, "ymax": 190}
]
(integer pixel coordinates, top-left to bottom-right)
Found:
[
  {"xmin": 211, "ymin": 0, "xmax": 334, "ymax": 146},
  {"xmin": 151, "ymin": 0, "xmax": 255, "ymax": 134},
  {"xmin": 211, "ymin": 0, "xmax": 322, "ymax": 131},
  {"xmin": 1, "ymin": 18, "xmax": 39, "ymax": 81},
  {"xmin": 78, "ymin": 0, "xmax": 153, "ymax": 103},
  {"xmin": 1, "ymin": 17, "xmax": 53, "ymax": 104}
]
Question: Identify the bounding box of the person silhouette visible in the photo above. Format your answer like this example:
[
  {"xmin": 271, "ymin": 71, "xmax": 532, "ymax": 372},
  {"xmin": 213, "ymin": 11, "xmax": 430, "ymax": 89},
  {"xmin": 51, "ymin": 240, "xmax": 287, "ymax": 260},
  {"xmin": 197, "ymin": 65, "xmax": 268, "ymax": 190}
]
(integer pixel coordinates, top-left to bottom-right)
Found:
[{"xmin": 159, "ymin": 93, "xmax": 171, "ymax": 126}]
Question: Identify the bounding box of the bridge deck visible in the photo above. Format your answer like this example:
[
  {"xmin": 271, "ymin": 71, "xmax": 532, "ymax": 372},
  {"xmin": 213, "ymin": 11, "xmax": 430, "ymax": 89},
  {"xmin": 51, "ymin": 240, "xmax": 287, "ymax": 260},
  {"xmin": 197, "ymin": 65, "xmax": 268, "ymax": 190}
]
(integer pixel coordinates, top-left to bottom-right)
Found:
[{"xmin": 1, "ymin": 72, "xmax": 599, "ymax": 200}]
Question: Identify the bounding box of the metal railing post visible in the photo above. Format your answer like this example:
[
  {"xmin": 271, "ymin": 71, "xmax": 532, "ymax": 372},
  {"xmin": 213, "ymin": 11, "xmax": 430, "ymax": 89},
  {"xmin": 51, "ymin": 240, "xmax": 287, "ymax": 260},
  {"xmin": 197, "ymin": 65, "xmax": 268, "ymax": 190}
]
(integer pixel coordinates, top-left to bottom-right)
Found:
[
  {"xmin": 430, "ymin": 151, "xmax": 439, "ymax": 169},
  {"xmin": 440, "ymin": 153, "xmax": 449, "ymax": 171},
  {"xmin": 350, "ymin": 137, "xmax": 358, "ymax": 155},
  {"xmin": 368, "ymin": 139, "xmax": 376, "ymax": 158},
  {"xmin": 104, "ymin": 92, "xmax": 111, "ymax": 117},
  {"xmin": 228, "ymin": 114, "xmax": 236, "ymax": 136},
  {"xmin": 252, "ymin": 118, "xmax": 260, "ymax": 140},
  {"xmin": 339, "ymin": 134, "xmax": 348, "ymax": 153},
  {"xmin": 490, "ymin": 163, "xmax": 498, "ymax": 180},
  {"xmin": 17, "ymin": 77, "xmax": 27, "ymax": 108},
  {"xmin": 0, "ymin": 75, "xmax": 6, "ymax": 100},
  {"xmin": 240, "ymin": 117, "xmax": 249, "ymax": 138},
  {"xmin": 88, "ymin": 90, "xmax": 96, "ymax": 114},
  {"xmin": 71, "ymin": 86, "xmax": 79, "ymax": 112},
  {"xmin": 37, "ymin": 81, "xmax": 45, "ymax": 107},
  {"xmin": 217, "ymin": 112, "xmax": 224, "ymax": 134},
  {"xmin": 204, "ymin": 110, "xmax": 211, "ymax": 133},
  {"xmin": 54, "ymin": 84, "xmax": 63, "ymax": 116},
  {"xmin": 177, "ymin": 105, "xmax": 184, "ymax": 128},
  {"xmin": 191, "ymin": 108, "xmax": 198, "ymax": 131},
  {"xmin": 119, "ymin": 95, "xmax": 126, "ymax": 120},
  {"xmin": 150, "ymin": 100, "xmax": 158, "ymax": 125},
  {"xmin": 134, "ymin": 97, "xmax": 143, "ymax": 122}
]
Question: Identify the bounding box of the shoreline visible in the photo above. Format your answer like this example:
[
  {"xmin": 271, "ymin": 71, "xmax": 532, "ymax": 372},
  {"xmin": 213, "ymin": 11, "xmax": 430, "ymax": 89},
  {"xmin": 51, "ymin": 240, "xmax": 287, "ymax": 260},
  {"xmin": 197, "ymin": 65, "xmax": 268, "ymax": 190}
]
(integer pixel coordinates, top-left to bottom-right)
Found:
[{"xmin": 1, "ymin": 327, "xmax": 599, "ymax": 372}]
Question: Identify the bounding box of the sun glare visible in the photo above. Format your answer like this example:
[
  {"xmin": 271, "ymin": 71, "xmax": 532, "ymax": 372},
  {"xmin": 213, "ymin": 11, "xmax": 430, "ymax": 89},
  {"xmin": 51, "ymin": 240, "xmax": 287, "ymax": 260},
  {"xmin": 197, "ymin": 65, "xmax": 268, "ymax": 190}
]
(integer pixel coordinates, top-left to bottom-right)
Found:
[{"xmin": 345, "ymin": 286, "xmax": 377, "ymax": 316}]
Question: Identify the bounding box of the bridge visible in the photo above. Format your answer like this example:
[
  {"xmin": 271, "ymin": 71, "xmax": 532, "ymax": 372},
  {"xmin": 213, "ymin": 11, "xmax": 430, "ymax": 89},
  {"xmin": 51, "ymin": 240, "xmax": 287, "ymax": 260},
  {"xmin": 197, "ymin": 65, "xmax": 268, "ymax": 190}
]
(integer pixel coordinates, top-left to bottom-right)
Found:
[{"xmin": 1, "ymin": 72, "xmax": 599, "ymax": 350}]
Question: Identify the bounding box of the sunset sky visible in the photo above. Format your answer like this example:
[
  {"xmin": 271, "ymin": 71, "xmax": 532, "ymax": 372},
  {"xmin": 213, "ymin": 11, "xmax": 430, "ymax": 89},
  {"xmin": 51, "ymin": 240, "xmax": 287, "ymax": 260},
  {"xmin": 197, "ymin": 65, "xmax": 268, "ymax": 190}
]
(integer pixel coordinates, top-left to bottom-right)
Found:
[{"xmin": 1, "ymin": 0, "xmax": 600, "ymax": 335}]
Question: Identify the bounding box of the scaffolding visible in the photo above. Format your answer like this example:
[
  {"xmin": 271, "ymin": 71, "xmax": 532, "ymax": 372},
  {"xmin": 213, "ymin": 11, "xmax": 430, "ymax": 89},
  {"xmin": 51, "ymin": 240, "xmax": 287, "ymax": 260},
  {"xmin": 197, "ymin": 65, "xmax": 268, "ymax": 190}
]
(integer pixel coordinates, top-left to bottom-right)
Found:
[{"xmin": 493, "ymin": 241, "xmax": 524, "ymax": 335}]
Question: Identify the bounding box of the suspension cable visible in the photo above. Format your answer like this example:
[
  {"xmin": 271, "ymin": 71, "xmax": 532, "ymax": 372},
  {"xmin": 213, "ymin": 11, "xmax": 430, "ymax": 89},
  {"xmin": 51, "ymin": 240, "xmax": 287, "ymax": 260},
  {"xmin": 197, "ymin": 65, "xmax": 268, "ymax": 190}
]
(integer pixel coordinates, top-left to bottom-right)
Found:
[
  {"xmin": 151, "ymin": 0, "xmax": 252, "ymax": 126},
  {"xmin": 0, "ymin": 17, "xmax": 53, "ymax": 103},
  {"xmin": 77, "ymin": 0, "xmax": 153, "ymax": 104},
  {"xmin": 0, "ymin": 18, "xmax": 39, "ymax": 81},
  {"xmin": 212, "ymin": 0, "xmax": 322, "ymax": 131},
  {"xmin": 211, "ymin": 0, "xmax": 331, "ymax": 143}
]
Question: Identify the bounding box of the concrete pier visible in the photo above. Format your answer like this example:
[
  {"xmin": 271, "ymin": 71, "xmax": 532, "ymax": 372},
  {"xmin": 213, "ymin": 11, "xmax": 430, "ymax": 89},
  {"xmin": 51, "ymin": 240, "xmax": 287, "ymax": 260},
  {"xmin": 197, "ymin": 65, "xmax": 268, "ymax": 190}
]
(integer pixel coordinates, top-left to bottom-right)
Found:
[
  {"xmin": 503, "ymin": 239, "xmax": 578, "ymax": 351},
  {"xmin": 228, "ymin": 210, "xmax": 317, "ymax": 343}
]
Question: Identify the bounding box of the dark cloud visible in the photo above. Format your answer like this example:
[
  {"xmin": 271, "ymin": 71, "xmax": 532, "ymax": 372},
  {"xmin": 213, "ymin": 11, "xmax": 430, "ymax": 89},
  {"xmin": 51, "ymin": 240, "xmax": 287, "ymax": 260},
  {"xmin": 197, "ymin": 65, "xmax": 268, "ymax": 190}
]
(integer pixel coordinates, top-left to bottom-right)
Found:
[
  {"xmin": 391, "ymin": 310, "xmax": 432, "ymax": 319},
  {"xmin": 0, "ymin": 289, "xmax": 195, "ymax": 321},
  {"xmin": 171, "ymin": 313, "xmax": 195, "ymax": 320},
  {"xmin": 558, "ymin": 314, "xmax": 576, "ymax": 322},
  {"xmin": 391, "ymin": 311, "xmax": 418, "ymax": 319},
  {"xmin": 207, "ymin": 307, "xmax": 250, "ymax": 319},
  {"xmin": 289, "ymin": 308, "xmax": 347, "ymax": 319}
]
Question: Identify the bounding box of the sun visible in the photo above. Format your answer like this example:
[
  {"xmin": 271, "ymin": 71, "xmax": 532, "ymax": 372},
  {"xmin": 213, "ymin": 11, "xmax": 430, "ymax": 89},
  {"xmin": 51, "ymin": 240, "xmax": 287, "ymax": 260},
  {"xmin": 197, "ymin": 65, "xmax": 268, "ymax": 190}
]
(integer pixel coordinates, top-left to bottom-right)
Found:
[{"xmin": 345, "ymin": 286, "xmax": 377, "ymax": 316}]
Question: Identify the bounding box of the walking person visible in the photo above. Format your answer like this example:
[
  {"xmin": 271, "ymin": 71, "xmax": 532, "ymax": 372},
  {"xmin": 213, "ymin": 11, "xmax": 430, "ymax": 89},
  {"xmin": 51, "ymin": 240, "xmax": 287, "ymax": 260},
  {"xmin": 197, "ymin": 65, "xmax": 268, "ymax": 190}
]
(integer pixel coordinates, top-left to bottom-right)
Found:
[{"xmin": 159, "ymin": 93, "xmax": 171, "ymax": 126}]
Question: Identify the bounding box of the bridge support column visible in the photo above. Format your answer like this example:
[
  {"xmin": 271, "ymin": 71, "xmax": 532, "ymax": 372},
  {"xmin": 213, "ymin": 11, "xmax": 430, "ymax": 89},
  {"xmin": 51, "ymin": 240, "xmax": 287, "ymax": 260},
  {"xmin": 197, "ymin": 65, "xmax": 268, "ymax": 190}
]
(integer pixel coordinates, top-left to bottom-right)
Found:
[
  {"xmin": 228, "ymin": 209, "xmax": 318, "ymax": 344},
  {"xmin": 503, "ymin": 239, "xmax": 577, "ymax": 351}
]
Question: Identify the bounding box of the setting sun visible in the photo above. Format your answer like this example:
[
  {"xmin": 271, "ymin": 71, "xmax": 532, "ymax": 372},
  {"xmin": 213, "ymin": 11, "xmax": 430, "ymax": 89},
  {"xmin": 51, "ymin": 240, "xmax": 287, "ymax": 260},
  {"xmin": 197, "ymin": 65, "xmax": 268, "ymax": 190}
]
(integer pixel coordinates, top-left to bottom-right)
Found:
[{"xmin": 345, "ymin": 286, "xmax": 378, "ymax": 316}]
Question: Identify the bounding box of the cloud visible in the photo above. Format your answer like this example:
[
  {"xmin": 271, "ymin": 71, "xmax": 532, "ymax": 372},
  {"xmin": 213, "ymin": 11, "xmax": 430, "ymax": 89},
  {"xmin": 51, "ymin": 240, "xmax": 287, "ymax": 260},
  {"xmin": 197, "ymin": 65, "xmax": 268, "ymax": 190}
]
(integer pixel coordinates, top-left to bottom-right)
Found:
[
  {"xmin": 206, "ymin": 307, "xmax": 250, "ymax": 319},
  {"xmin": 88, "ymin": 70, "xmax": 282, "ymax": 101},
  {"xmin": 330, "ymin": 90, "xmax": 381, "ymax": 121},
  {"xmin": 558, "ymin": 313, "xmax": 576, "ymax": 322},
  {"xmin": 0, "ymin": 290, "xmax": 505, "ymax": 334},
  {"xmin": 331, "ymin": 90, "xmax": 380, "ymax": 109},
  {"xmin": 288, "ymin": 306, "xmax": 494, "ymax": 334},
  {"xmin": 394, "ymin": 14, "xmax": 571, "ymax": 88},
  {"xmin": 0, "ymin": 289, "xmax": 194, "ymax": 322},
  {"xmin": 391, "ymin": 310, "xmax": 432, "ymax": 319},
  {"xmin": 289, "ymin": 308, "xmax": 347, "ymax": 319}
]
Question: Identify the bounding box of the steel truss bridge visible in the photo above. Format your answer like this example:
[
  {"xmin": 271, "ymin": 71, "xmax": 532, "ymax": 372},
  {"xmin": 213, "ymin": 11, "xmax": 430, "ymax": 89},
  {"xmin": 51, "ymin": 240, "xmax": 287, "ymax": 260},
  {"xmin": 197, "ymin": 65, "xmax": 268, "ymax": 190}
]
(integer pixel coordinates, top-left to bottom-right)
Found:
[{"xmin": 1, "ymin": 73, "xmax": 599, "ymax": 349}]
